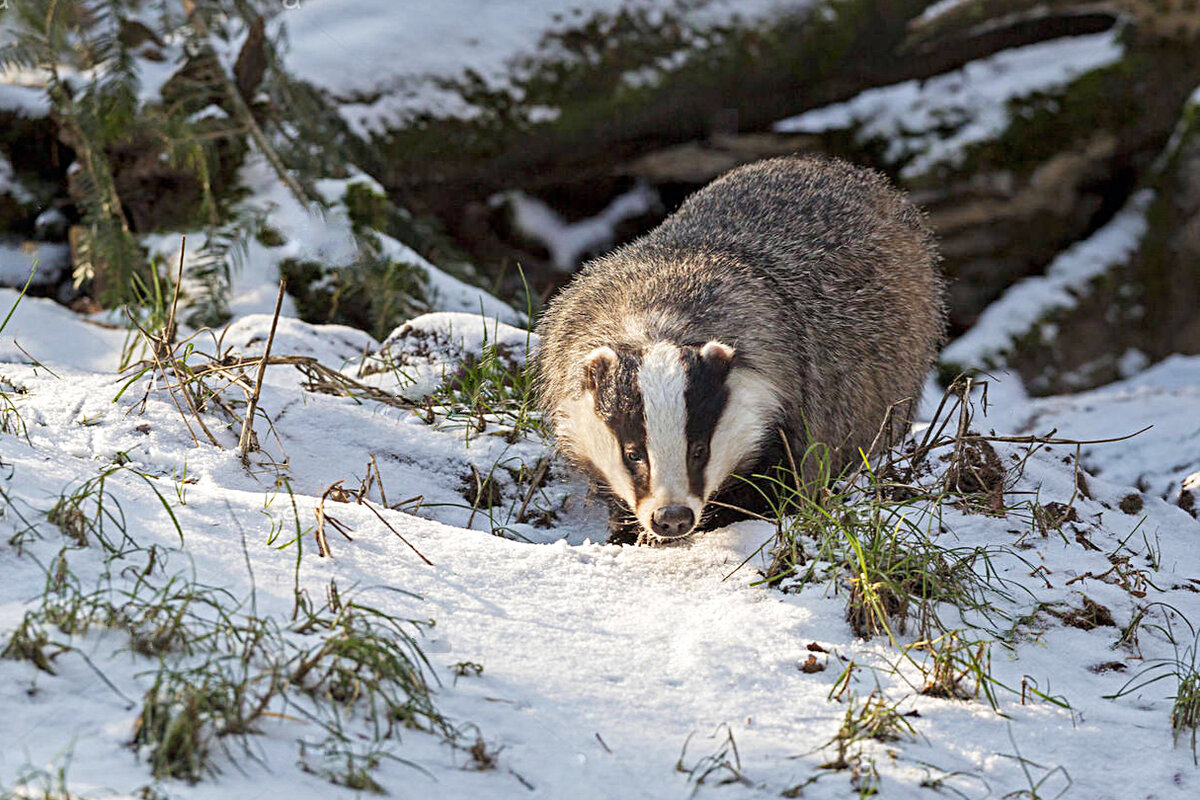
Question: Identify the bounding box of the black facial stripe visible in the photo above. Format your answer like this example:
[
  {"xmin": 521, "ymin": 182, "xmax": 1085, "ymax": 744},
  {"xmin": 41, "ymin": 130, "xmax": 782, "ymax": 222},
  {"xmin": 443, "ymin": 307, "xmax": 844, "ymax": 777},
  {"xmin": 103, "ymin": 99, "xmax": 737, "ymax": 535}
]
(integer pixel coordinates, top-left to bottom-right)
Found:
[
  {"xmin": 683, "ymin": 347, "xmax": 731, "ymax": 496},
  {"xmin": 592, "ymin": 347, "xmax": 650, "ymax": 501}
]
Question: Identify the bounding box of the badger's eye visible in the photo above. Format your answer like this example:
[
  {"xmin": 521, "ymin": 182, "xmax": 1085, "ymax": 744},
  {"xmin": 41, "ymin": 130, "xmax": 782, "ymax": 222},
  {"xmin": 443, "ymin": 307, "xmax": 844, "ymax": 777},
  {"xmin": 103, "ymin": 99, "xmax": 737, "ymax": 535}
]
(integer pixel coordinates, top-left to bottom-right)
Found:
[
  {"xmin": 623, "ymin": 445, "xmax": 646, "ymax": 465},
  {"xmin": 689, "ymin": 441, "xmax": 708, "ymax": 461}
]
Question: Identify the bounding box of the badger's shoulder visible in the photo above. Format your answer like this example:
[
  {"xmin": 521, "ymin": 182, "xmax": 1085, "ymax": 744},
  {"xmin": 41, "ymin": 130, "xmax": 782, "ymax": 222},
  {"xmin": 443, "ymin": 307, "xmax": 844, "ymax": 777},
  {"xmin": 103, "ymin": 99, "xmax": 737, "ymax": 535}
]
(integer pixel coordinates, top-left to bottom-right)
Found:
[{"xmin": 649, "ymin": 155, "xmax": 934, "ymax": 260}]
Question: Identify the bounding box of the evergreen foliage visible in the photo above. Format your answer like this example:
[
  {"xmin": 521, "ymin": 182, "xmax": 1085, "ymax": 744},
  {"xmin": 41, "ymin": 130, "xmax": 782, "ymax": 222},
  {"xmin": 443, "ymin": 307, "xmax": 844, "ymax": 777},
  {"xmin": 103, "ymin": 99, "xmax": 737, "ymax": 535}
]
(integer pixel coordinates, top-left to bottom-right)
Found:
[{"xmin": 0, "ymin": 1, "xmax": 433, "ymax": 332}]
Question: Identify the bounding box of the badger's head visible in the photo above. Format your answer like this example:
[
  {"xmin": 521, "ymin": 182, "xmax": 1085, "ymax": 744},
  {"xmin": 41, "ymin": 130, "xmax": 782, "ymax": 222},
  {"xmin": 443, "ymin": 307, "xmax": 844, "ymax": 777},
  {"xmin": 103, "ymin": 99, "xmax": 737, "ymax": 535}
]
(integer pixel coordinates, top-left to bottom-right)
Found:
[{"xmin": 556, "ymin": 340, "xmax": 779, "ymax": 540}]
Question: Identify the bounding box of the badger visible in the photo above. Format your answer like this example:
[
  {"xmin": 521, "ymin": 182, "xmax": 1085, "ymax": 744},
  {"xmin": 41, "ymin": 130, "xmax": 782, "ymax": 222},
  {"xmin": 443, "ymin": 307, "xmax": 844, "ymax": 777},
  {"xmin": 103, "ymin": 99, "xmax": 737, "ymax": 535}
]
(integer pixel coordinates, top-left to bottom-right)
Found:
[{"xmin": 534, "ymin": 156, "xmax": 944, "ymax": 544}]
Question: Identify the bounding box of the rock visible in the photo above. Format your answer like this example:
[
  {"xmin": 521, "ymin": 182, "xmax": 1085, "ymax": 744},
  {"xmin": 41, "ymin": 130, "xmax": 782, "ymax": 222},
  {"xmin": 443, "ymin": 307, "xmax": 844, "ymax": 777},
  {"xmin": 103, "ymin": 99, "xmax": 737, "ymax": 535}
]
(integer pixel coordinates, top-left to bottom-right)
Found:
[
  {"xmin": 916, "ymin": 133, "xmax": 1118, "ymax": 332},
  {"xmin": 902, "ymin": 8, "xmax": 1200, "ymax": 342},
  {"xmin": 619, "ymin": 133, "xmax": 821, "ymax": 185},
  {"xmin": 1001, "ymin": 88, "xmax": 1200, "ymax": 393}
]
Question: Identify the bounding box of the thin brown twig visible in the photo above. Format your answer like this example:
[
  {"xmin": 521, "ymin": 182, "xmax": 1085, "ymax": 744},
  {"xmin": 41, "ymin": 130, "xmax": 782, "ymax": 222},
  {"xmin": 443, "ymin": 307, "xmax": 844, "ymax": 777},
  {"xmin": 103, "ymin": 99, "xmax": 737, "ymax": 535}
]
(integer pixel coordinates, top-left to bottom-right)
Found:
[
  {"xmin": 946, "ymin": 376, "xmax": 974, "ymax": 493},
  {"xmin": 842, "ymin": 396, "xmax": 911, "ymax": 492},
  {"xmin": 391, "ymin": 495, "xmax": 425, "ymax": 513},
  {"xmin": 168, "ymin": 358, "xmax": 223, "ymax": 447},
  {"xmin": 467, "ymin": 464, "xmax": 486, "ymax": 529},
  {"xmin": 195, "ymin": 360, "xmax": 256, "ymax": 395},
  {"xmin": 369, "ymin": 453, "xmax": 388, "ymax": 508},
  {"xmin": 239, "ymin": 279, "xmax": 286, "ymax": 458},
  {"xmin": 933, "ymin": 427, "xmax": 1152, "ymax": 449},
  {"xmin": 779, "ymin": 428, "xmax": 803, "ymax": 499},
  {"xmin": 314, "ymin": 481, "xmax": 355, "ymax": 558},
  {"xmin": 357, "ymin": 497, "xmax": 434, "ymax": 566},
  {"xmin": 162, "ymin": 235, "xmax": 186, "ymax": 354},
  {"xmin": 1064, "ymin": 442, "xmax": 1083, "ymax": 520},
  {"xmin": 124, "ymin": 299, "xmax": 230, "ymax": 447},
  {"xmin": 355, "ymin": 459, "xmax": 375, "ymax": 505},
  {"xmin": 312, "ymin": 480, "xmax": 432, "ymax": 565},
  {"xmin": 125, "ymin": 351, "xmax": 422, "ymax": 421},
  {"xmin": 356, "ymin": 340, "xmax": 371, "ymax": 379},
  {"xmin": 12, "ymin": 339, "xmax": 61, "ymax": 379},
  {"xmin": 706, "ymin": 499, "xmax": 775, "ymax": 524},
  {"xmin": 515, "ymin": 456, "xmax": 550, "ymax": 524},
  {"xmin": 911, "ymin": 376, "xmax": 970, "ymax": 470}
]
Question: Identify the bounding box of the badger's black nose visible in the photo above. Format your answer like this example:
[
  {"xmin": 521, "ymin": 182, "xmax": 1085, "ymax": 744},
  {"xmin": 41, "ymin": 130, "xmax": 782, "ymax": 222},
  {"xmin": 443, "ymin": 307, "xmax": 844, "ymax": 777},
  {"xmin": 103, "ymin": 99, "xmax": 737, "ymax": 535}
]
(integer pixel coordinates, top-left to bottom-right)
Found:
[{"xmin": 651, "ymin": 505, "xmax": 695, "ymax": 538}]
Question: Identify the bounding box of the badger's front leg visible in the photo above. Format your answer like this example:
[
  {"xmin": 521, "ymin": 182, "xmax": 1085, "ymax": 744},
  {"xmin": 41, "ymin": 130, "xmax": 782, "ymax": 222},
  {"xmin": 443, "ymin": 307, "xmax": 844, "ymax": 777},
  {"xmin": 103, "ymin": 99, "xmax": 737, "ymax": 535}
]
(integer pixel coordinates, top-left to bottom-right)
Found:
[{"xmin": 605, "ymin": 496, "xmax": 642, "ymax": 545}]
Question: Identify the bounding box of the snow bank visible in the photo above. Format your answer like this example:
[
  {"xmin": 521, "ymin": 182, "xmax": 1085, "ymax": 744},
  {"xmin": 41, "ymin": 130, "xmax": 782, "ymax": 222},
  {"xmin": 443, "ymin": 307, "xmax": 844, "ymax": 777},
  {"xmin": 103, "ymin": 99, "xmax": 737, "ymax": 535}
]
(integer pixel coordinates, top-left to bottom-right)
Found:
[
  {"xmin": 279, "ymin": 0, "xmax": 808, "ymax": 132},
  {"xmin": 0, "ymin": 288, "xmax": 129, "ymax": 373},
  {"xmin": 0, "ymin": 80, "xmax": 48, "ymax": 115},
  {"xmin": 495, "ymin": 182, "xmax": 659, "ymax": 271},
  {"xmin": 0, "ymin": 241, "xmax": 70, "ymax": 289},
  {"xmin": 941, "ymin": 189, "xmax": 1153, "ymax": 370},
  {"xmin": 356, "ymin": 312, "xmax": 537, "ymax": 402},
  {"xmin": 1007, "ymin": 353, "xmax": 1200, "ymax": 499},
  {"xmin": 143, "ymin": 157, "xmax": 522, "ymax": 328},
  {"xmin": 774, "ymin": 30, "xmax": 1125, "ymax": 177}
]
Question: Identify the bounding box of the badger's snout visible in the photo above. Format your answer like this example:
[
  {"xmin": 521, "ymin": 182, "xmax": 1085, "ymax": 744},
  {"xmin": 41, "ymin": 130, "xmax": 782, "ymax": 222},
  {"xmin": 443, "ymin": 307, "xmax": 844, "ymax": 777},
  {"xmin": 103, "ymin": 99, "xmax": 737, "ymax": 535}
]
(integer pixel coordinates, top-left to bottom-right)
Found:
[{"xmin": 651, "ymin": 504, "xmax": 695, "ymax": 538}]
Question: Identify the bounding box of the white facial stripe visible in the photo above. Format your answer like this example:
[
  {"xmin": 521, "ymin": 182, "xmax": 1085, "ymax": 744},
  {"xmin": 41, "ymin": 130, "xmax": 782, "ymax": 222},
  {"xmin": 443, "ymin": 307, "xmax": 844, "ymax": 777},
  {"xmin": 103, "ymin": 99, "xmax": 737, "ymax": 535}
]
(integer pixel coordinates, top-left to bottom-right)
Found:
[
  {"xmin": 704, "ymin": 368, "xmax": 780, "ymax": 499},
  {"xmin": 557, "ymin": 395, "xmax": 636, "ymax": 508},
  {"xmin": 637, "ymin": 343, "xmax": 701, "ymax": 529}
]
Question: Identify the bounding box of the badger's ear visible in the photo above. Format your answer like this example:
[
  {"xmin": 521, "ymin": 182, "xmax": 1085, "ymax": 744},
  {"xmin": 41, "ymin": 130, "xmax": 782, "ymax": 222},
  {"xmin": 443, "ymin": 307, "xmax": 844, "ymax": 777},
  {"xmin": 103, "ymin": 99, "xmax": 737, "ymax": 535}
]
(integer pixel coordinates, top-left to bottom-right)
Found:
[
  {"xmin": 582, "ymin": 346, "xmax": 618, "ymax": 393},
  {"xmin": 700, "ymin": 341, "xmax": 735, "ymax": 373}
]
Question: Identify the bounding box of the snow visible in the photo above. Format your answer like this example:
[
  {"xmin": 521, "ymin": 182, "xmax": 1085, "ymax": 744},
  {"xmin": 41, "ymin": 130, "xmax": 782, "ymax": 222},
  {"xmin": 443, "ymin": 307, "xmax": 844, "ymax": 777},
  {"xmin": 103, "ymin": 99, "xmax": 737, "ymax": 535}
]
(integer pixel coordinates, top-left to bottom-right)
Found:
[
  {"xmin": 143, "ymin": 155, "xmax": 522, "ymax": 327},
  {"xmin": 3, "ymin": 254, "xmax": 1200, "ymax": 798},
  {"xmin": 941, "ymin": 189, "xmax": 1154, "ymax": 370},
  {"xmin": 0, "ymin": 154, "xmax": 32, "ymax": 204},
  {"xmin": 0, "ymin": 80, "xmax": 48, "ymax": 116},
  {"xmin": 495, "ymin": 182, "xmax": 659, "ymax": 271},
  {"xmin": 774, "ymin": 30, "xmax": 1125, "ymax": 177},
  {"xmin": 0, "ymin": 290, "xmax": 129, "ymax": 373},
  {"xmin": 278, "ymin": 0, "xmax": 810, "ymax": 134},
  {"xmin": 915, "ymin": 0, "xmax": 971, "ymax": 25},
  {"xmin": 1117, "ymin": 348, "xmax": 1150, "ymax": 378},
  {"xmin": 0, "ymin": 242, "xmax": 70, "ymax": 289},
  {"xmin": 2, "ymin": 6, "xmax": 1200, "ymax": 797},
  {"xmin": 1008, "ymin": 354, "xmax": 1200, "ymax": 499},
  {"xmin": 360, "ymin": 312, "xmax": 536, "ymax": 402}
]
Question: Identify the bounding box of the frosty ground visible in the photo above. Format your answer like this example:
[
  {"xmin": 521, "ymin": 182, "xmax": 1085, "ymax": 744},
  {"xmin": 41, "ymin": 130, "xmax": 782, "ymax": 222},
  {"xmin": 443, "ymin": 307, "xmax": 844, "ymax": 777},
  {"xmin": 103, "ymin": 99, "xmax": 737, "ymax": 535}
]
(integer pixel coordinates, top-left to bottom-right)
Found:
[
  {"xmin": 2, "ymin": 2, "xmax": 1200, "ymax": 798},
  {"xmin": 1, "ymin": 274, "xmax": 1199, "ymax": 799}
]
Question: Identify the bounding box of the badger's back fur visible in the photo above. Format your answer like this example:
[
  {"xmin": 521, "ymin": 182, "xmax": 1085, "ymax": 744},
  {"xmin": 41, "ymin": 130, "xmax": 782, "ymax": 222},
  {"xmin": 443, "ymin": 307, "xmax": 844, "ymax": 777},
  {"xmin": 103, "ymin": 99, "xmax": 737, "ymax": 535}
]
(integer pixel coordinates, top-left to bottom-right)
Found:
[{"xmin": 535, "ymin": 156, "xmax": 944, "ymax": 542}]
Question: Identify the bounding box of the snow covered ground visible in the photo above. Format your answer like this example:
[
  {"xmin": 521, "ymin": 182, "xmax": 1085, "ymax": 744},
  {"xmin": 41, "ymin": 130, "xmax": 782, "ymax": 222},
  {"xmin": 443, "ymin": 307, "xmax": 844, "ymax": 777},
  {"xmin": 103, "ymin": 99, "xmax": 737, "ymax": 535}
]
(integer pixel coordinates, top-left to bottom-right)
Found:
[
  {"xmin": 3, "ymin": 5, "xmax": 1200, "ymax": 797},
  {"xmin": 3, "ymin": 261, "xmax": 1200, "ymax": 798}
]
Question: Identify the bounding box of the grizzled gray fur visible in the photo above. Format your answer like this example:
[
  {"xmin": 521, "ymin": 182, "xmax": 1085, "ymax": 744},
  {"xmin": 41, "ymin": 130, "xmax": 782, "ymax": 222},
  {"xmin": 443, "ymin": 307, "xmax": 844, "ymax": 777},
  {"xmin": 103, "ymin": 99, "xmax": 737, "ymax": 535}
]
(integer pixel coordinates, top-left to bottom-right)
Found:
[{"xmin": 535, "ymin": 155, "xmax": 945, "ymax": 541}]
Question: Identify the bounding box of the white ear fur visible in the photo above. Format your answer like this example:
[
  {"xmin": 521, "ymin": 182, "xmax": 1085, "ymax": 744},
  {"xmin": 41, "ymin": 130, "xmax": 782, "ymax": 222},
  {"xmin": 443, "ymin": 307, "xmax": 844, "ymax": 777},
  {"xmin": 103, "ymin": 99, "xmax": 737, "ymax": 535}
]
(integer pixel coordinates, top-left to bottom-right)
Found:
[
  {"xmin": 700, "ymin": 340, "xmax": 735, "ymax": 364},
  {"xmin": 556, "ymin": 397, "xmax": 636, "ymax": 508},
  {"xmin": 582, "ymin": 346, "xmax": 619, "ymax": 392}
]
